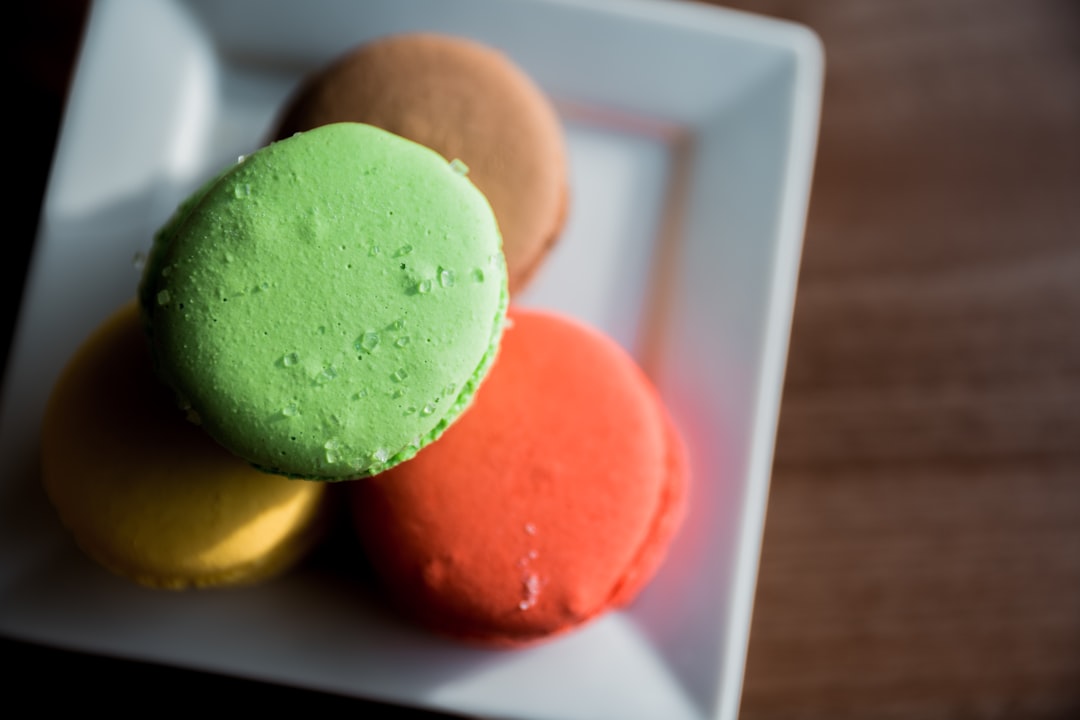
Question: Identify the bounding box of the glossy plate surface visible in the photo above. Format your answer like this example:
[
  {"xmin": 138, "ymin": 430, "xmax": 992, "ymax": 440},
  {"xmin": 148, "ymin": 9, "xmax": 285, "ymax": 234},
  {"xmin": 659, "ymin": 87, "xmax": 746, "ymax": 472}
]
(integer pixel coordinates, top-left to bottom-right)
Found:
[{"xmin": 0, "ymin": 1, "xmax": 822, "ymax": 718}]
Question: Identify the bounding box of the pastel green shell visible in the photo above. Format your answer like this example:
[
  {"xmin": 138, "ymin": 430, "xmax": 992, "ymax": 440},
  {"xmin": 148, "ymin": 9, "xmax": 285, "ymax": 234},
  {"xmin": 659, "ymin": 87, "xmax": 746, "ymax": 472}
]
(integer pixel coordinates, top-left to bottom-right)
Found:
[{"xmin": 140, "ymin": 123, "xmax": 507, "ymax": 480}]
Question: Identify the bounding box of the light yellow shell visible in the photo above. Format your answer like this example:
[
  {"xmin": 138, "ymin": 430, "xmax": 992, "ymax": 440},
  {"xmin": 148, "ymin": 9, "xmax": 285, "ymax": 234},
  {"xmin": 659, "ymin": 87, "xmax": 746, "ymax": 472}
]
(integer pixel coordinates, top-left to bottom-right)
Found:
[{"xmin": 41, "ymin": 301, "xmax": 326, "ymax": 589}]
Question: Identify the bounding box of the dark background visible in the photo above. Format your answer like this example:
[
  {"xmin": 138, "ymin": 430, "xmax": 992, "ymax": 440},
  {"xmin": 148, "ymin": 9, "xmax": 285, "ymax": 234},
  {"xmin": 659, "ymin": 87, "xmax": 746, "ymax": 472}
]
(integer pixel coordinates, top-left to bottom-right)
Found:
[{"xmin": 5, "ymin": 1, "xmax": 1079, "ymax": 717}]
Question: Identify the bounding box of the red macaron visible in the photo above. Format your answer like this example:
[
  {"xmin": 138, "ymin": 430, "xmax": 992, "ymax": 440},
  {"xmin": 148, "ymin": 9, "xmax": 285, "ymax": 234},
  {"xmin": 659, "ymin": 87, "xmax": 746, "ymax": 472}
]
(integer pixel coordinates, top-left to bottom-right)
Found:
[{"xmin": 350, "ymin": 307, "xmax": 689, "ymax": 647}]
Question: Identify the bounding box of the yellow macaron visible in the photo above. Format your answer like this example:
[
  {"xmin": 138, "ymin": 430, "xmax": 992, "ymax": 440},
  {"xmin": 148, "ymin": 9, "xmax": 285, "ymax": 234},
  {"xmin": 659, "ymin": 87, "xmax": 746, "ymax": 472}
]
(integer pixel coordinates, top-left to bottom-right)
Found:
[{"xmin": 41, "ymin": 301, "xmax": 327, "ymax": 589}]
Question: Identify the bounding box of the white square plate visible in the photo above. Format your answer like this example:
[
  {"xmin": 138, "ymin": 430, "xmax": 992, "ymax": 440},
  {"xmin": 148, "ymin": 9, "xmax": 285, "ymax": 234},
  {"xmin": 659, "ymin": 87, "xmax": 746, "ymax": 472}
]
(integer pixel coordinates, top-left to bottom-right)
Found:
[{"xmin": 0, "ymin": 1, "xmax": 821, "ymax": 718}]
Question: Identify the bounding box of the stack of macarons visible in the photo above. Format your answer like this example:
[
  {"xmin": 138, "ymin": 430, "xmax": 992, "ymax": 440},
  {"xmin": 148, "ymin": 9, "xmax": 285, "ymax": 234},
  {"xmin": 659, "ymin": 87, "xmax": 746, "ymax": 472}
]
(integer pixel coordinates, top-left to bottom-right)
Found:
[{"xmin": 40, "ymin": 33, "xmax": 689, "ymax": 647}]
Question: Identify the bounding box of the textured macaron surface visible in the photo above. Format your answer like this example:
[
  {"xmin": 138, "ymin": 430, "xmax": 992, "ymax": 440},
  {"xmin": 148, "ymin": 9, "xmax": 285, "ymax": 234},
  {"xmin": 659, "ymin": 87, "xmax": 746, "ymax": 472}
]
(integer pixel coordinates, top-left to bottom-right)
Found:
[
  {"xmin": 41, "ymin": 302, "xmax": 327, "ymax": 589},
  {"xmin": 141, "ymin": 123, "xmax": 507, "ymax": 480},
  {"xmin": 352, "ymin": 308, "xmax": 688, "ymax": 646}
]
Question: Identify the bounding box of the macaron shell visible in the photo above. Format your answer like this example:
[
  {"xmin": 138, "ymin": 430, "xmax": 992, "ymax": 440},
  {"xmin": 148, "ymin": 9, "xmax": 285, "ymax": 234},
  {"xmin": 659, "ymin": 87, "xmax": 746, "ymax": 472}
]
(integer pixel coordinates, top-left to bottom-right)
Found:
[
  {"xmin": 605, "ymin": 407, "xmax": 688, "ymax": 610},
  {"xmin": 351, "ymin": 308, "xmax": 689, "ymax": 646},
  {"xmin": 142, "ymin": 123, "xmax": 508, "ymax": 480},
  {"xmin": 272, "ymin": 33, "xmax": 568, "ymax": 296},
  {"xmin": 41, "ymin": 301, "xmax": 327, "ymax": 589}
]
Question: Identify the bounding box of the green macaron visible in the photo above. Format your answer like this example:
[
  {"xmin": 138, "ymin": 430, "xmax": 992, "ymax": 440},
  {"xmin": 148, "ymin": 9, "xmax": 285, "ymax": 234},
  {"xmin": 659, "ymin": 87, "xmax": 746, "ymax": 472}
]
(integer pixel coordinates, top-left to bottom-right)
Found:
[{"xmin": 139, "ymin": 123, "xmax": 507, "ymax": 480}]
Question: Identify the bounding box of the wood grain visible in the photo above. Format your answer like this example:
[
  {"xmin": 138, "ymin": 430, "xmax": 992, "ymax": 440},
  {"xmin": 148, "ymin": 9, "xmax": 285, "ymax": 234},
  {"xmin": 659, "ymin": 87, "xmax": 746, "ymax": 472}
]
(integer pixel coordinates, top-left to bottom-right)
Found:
[{"xmin": 708, "ymin": 1, "xmax": 1080, "ymax": 717}]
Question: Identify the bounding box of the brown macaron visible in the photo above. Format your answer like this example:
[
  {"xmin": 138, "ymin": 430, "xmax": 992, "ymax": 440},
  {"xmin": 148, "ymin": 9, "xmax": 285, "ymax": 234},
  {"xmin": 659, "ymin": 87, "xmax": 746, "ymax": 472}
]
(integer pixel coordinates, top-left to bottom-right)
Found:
[{"xmin": 272, "ymin": 33, "xmax": 569, "ymax": 296}]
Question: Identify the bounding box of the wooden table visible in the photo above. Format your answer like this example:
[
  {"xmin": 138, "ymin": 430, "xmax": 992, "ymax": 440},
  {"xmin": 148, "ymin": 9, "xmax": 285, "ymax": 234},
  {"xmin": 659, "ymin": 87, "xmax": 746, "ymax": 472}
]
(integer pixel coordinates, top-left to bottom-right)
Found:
[
  {"xmin": 5, "ymin": 1, "xmax": 1079, "ymax": 717},
  {"xmin": 719, "ymin": 1, "xmax": 1080, "ymax": 717}
]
